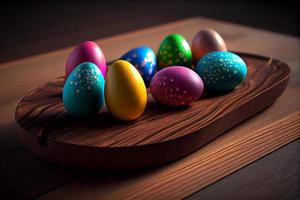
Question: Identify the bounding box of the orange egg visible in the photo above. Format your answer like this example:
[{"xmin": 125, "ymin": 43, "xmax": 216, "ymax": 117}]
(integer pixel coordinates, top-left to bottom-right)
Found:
[{"xmin": 192, "ymin": 29, "xmax": 227, "ymax": 65}]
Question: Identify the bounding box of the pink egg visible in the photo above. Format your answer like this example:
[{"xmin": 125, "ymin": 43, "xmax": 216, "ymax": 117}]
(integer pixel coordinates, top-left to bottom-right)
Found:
[
  {"xmin": 65, "ymin": 41, "xmax": 107, "ymax": 78},
  {"xmin": 150, "ymin": 66, "xmax": 204, "ymax": 106}
]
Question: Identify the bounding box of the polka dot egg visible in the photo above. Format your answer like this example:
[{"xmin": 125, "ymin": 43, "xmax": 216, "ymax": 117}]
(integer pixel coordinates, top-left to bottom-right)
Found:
[
  {"xmin": 63, "ymin": 62, "xmax": 105, "ymax": 117},
  {"xmin": 157, "ymin": 34, "xmax": 192, "ymax": 69},
  {"xmin": 150, "ymin": 66, "xmax": 204, "ymax": 107},
  {"xmin": 195, "ymin": 51, "xmax": 247, "ymax": 93}
]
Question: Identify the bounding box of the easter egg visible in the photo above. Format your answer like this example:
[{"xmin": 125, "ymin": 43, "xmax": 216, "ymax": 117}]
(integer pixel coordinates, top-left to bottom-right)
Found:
[
  {"xmin": 120, "ymin": 46, "xmax": 157, "ymax": 86},
  {"xmin": 192, "ymin": 29, "xmax": 227, "ymax": 65},
  {"xmin": 150, "ymin": 66, "xmax": 204, "ymax": 107},
  {"xmin": 63, "ymin": 62, "xmax": 105, "ymax": 117},
  {"xmin": 195, "ymin": 51, "xmax": 247, "ymax": 93},
  {"xmin": 105, "ymin": 60, "xmax": 147, "ymax": 121},
  {"xmin": 157, "ymin": 34, "xmax": 192, "ymax": 69},
  {"xmin": 65, "ymin": 41, "xmax": 107, "ymax": 78}
]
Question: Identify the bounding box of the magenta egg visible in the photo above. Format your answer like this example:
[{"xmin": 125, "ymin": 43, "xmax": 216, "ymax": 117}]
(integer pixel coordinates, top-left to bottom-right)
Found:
[
  {"xmin": 65, "ymin": 41, "xmax": 107, "ymax": 78},
  {"xmin": 150, "ymin": 66, "xmax": 204, "ymax": 106}
]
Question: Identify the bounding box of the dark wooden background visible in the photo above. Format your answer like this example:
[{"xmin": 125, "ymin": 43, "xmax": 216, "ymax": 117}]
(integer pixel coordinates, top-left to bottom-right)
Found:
[{"xmin": 1, "ymin": 0, "xmax": 299, "ymax": 63}]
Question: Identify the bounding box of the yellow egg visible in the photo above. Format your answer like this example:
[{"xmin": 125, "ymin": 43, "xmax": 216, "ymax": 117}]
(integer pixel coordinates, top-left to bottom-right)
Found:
[{"xmin": 105, "ymin": 60, "xmax": 147, "ymax": 121}]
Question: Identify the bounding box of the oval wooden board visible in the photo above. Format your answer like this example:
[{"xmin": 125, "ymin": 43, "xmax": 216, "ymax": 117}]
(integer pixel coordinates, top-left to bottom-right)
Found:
[{"xmin": 15, "ymin": 52, "xmax": 290, "ymax": 171}]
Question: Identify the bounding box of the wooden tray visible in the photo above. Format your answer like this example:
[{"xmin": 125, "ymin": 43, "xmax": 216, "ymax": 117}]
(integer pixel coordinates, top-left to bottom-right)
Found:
[{"xmin": 15, "ymin": 52, "xmax": 290, "ymax": 171}]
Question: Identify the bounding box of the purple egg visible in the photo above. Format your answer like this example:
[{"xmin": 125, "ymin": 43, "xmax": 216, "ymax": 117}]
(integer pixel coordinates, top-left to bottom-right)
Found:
[{"xmin": 150, "ymin": 66, "xmax": 204, "ymax": 106}]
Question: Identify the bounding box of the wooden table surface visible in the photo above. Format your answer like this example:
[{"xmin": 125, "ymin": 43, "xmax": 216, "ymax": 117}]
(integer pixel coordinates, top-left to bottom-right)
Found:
[{"xmin": 0, "ymin": 17, "xmax": 299, "ymax": 200}]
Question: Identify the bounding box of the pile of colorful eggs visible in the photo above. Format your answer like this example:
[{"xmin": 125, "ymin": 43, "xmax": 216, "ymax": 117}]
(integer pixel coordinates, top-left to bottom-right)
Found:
[{"xmin": 63, "ymin": 29, "xmax": 247, "ymax": 120}]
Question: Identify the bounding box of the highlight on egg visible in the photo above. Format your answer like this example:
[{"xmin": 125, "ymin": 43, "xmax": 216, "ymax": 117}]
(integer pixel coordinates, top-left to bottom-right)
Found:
[
  {"xmin": 65, "ymin": 41, "xmax": 107, "ymax": 78},
  {"xmin": 195, "ymin": 51, "xmax": 247, "ymax": 93},
  {"xmin": 120, "ymin": 46, "xmax": 157, "ymax": 86},
  {"xmin": 192, "ymin": 29, "xmax": 227, "ymax": 65},
  {"xmin": 63, "ymin": 62, "xmax": 105, "ymax": 117},
  {"xmin": 157, "ymin": 34, "xmax": 192, "ymax": 69},
  {"xmin": 105, "ymin": 60, "xmax": 147, "ymax": 121},
  {"xmin": 150, "ymin": 66, "xmax": 204, "ymax": 107}
]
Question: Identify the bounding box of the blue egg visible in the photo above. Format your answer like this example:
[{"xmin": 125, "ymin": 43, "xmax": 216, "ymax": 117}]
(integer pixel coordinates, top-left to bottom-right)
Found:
[
  {"xmin": 195, "ymin": 51, "xmax": 247, "ymax": 92},
  {"xmin": 120, "ymin": 46, "xmax": 157, "ymax": 85},
  {"xmin": 63, "ymin": 62, "xmax": 105, "ymax": 117}
]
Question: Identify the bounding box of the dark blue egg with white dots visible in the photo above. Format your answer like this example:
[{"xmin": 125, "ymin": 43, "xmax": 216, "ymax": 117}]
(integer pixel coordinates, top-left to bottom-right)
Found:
[
  {"xmin": 120, "ymin": 46, "xmax": 157, "ymax": 86},
  {"xmin": 63, "ymin": 62, "xmax": 105, "ymax": 117},
  {"xmin": 195, "ymin": 51, "xmax": 247, "ymax": 92}
]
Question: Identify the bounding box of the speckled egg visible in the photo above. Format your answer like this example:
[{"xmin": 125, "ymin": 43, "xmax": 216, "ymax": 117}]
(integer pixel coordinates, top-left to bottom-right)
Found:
[
  {"xmin": 157, "ymin": 34, "xmax": 192, "ymax": 69},
  {"xmin": 192, "ymin": 29, "xmax": 227, "ymax": 65},
  {"xmin": 65, "ymin": 41, "xmax": 107, "ymax": 78},
  {"xmin": 150, "ymin": 66, "xmax": 204, "ymax": 107},
  {"xmin": 105, "ymin": 60, "xmax": 147, "ymax": 121},
  {"xmin": 195, "ymin": 51, "xmax": 247, "ymax": 93},
  {"xmin": 63, "ymin": 62, "xmax": 105, "ymax": 117},
  {"xmin": 120, "ymin": 46, "xmax": 157, "ymax": 86}
]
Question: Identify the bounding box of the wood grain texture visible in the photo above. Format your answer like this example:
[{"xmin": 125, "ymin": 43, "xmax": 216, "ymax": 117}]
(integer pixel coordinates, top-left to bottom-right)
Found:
[
  {"xmin": 107, "ymin": 112, "xmax": 300, "ymax": 200},
  {"xmin": 37, "ymin": 111, "xmax": 300, "ymax": 200},
  {"xmin": 15, "ymin": 53, "xmax": 290, "ymax": 170},
  {"xmin": 187, "ymin": 139, "xmax": 300, "ymax": 200},
  {"xmin": 1, "ymin": 18, "xmax": 300, "ymax": 199}
]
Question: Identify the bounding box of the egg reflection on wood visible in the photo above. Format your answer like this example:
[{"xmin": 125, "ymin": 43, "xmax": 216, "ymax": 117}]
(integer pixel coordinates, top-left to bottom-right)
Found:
[
  {"xmin": 150, "ymin": 66, "xmax": 204, "ymax": 107},
  {"xmin": 192, "ymin": 29, "xmax": 227, "ymax": 65},
  {"xmin": 63, "ymin": 62, "xmax": 105, "ymax": 117},
  {"xmin": 120, "ymin": 46, "xmax": 156, "ymax": 86},
  {"xmin": 105, "ymin": 60, "xmax": 147, "ymax": 121},
  {"xmin": 157, "ymin": 34, "xmax": 192, "ymax": 69},
  {"xmin": 65, "ymin": 41, "xmax": 107, "ymax": 78}
]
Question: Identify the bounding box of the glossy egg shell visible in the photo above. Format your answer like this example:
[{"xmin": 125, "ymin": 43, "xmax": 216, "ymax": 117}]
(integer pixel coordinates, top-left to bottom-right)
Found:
[
  {"xmin": 192, "ymin": 29, "xmax": 227, "ymax": 65},
  {"xmin": 195, "ymin": 51, "xmax": 247, "ymax": 93},
  {"xmin": 150, "ymin": 66, "xmax": 204, "ymax": 107},
  {"xmin": 157, "ymin": 34, "xmax": 192, "ymax": 69},
  {"xmin": 65, "ymin": 41, "xmax": 107, "ymax": 78},
  {"xmin": 63, "ymin": 62, "xmax": 105, "ymax": 117},
  {"xmin": 105, "ymin": 60, "xmax": 147, "ymax": 121},
  {"xmin": 120, "ymin": 46, "xmax": 157, "ymax": 86}
]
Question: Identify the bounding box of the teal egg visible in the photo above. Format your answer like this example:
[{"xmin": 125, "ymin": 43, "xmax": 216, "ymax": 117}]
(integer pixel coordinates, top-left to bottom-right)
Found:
[
  {"xmin": 195, "ymin": 51, "xmax": 247, "ymax": 92},
  {"xmin": 63, "ymin": 62, "xmax": 105, "ymax": 117}
]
